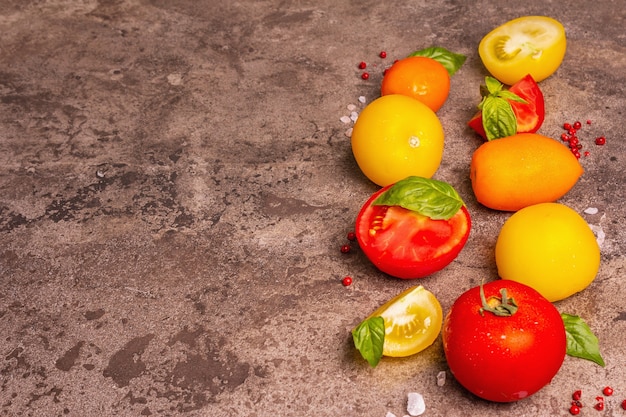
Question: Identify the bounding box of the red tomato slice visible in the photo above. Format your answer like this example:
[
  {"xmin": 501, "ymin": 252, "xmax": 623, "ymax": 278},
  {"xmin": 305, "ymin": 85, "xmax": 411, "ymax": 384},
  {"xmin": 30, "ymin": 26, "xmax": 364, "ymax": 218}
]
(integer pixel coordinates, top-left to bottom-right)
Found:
[
  {"xmin": 356, "ymin": 185, "xmax": 471, "ymax": 279},
  {"xmin": 468, "ymin": 74, "xmax": 545, "ymax": 139}
]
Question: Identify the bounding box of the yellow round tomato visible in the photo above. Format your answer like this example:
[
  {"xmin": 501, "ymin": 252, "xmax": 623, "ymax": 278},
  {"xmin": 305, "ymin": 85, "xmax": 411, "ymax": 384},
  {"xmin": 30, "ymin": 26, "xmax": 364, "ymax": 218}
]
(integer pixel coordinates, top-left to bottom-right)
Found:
[
  {"xmin": 495, "ymin": 203, "xmax": 600, "ymax": 302},
  {"xmin": 479, "ymin": 16, "xmax": 567, "ymax": 85},
  {"xmin": 351, "ymin": 94, "xmax": 444, "ymax": 187},
  {"xmin": 366, "ymin": 285, "xmax": 442, "ymax": 357}
]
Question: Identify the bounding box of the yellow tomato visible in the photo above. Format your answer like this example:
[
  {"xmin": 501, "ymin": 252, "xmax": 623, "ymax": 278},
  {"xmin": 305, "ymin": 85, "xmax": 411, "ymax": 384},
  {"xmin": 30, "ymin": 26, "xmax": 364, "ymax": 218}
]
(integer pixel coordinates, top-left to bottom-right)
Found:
[
  {"xmin": 495, "ymin": 203, "xmax": 600, "ymax": 302},
  {"xmin": 351, "ymin": 94, "xmax": 444, "ymax": 187},
  {"xmin": 367, "ymin": 285, "xmax": 442, "ymax": 357},
  {"xmin": 479, "ymin": 16, "xmax": 567, "ymax": 85}
]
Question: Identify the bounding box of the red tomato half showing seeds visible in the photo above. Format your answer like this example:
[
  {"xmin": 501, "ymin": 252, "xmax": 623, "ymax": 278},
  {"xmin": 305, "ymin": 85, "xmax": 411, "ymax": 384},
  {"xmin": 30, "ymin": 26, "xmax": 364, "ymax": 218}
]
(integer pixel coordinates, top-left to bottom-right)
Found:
[
  {"xmin": 355, "ymin": 179, "xmax": 471, "ymax": 279},
  {"xmin": 468, "ymin": 74, "xmax": 545, "ymax": 139},
  {"xmin": 442, "ymin": 280, "xmax": 566, "ymax": 402}
]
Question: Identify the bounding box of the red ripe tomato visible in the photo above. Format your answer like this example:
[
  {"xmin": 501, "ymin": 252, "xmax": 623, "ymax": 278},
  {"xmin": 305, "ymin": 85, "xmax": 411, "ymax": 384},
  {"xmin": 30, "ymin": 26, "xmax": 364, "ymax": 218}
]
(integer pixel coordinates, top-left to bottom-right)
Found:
[
  {"xmin": 355, "ymin": 181, "xmax": 471, "ymax": 279},
  {"xmin": 442, "ymin": 280, "xmax": 566, "ymax": 402},
  {"xmin": 468, "ymin": 74, "xmax": 545, "ymax": 139}
]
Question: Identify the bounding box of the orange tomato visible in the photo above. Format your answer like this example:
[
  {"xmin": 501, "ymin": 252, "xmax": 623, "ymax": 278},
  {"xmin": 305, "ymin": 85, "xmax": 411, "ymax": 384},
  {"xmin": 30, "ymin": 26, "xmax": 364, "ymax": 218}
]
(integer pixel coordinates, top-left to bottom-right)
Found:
[
  {"xmin": 470, "ymin": 133, "xmax": 583, "ymax": 211},
  {"xmin": 381, "ymin": 56, "xmax": 450, "ymax": 112}
]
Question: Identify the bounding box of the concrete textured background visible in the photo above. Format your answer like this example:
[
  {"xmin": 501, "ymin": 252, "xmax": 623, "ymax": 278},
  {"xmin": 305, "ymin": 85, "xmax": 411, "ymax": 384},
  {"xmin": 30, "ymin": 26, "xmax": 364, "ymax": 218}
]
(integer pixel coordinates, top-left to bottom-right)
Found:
[{"xmin": 1, "ymin": 1, "xmax": 624, "ymax": 416}]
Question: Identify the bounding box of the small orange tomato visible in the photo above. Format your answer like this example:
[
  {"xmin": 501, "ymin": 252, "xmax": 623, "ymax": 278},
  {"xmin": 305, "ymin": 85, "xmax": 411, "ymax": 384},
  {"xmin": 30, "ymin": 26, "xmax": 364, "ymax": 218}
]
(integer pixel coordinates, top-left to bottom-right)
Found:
[{"xmin": 381, "ymin": 56, "xmax": 450, "ymax": 112}]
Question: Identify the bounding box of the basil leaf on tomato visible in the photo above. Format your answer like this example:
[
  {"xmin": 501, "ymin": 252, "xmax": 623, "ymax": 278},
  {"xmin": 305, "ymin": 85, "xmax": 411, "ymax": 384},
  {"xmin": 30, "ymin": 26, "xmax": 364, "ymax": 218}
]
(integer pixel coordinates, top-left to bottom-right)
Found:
[
  {"xmin": 408, "ymin": 46, "xmax": 467, "ymax": 77},
  {"xmin": 372, "ymin": 176, "xmax": 464, "ymax": 220},
  {"xmin": 481, "ymin": 95, "xmax": 518, "ymax": 141},
  {"xmin": 352, "ymin": 316, "xmax": 385, "ymax": 367},
  {"xmin": 561, "ymin": 313, "xmax": 605, "ymax": 366},
  {"xmin": 478, "ymin": 76, "xmax": 528, "ymax": 141}
]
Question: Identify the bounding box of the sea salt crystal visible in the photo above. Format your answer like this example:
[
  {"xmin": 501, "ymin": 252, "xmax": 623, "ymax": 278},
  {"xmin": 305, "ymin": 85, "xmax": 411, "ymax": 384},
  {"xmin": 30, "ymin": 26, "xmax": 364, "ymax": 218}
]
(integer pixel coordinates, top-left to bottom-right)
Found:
[
  {"xmin": 350, "ymin": 111, "xmax": 358, "ymax": 122},
  {"xmin": 358, "ymin": 95, "xmax": 366, "ymax": 103},
  {"xmin": 436, "ymin": 371, "xmax": 446, "ymax": 386},
  {"xmin": 385, "ymin": 412, "xmax": 397, "ymax": 417},
  {"xmin": 584, "ymin": 207, "xmax": 599, "ymax": 215},
  {"xmin": 340, "ymin": 115, "xmax": 351, "ymax": 124},
  {"xmin": 345, "ymin": 127, "xmax": 353, "ymax": 137},
  {"xmin": 590, "ymin": 224, "xmax": 605, "ymax": 248},
  {"xmin": 347, "ymin": 104, "xmax": 357, "ymax": 111},
  {"xmin": 406, "ymin": 392, "xmax": 425, "ymax": 416}
]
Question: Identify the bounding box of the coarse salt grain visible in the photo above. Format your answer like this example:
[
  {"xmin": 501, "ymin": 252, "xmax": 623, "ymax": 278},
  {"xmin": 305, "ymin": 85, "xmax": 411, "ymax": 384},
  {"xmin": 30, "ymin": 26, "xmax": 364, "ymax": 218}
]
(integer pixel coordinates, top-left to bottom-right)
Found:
[
  {"xmin": 347, "ymin": 104, "xmax": 356, "ymax": 111},
  {"xmin": 584, "ymin": 207, "xmax": 599, "ymax": 215},
  {"xmin": 407, "ymin": 392, "xmax": 425, "ymax": 416},
  {"xmin": 358, "ymin": 96, "xmax": 366, "ymax": 103},
  {"xmin": 350, "ymin": 111, "xmax": 358, "ymax": 122},
  {"xmin": 340, "ymin": 115, "xmax": 351, "ymax": 124},
  {"xmin": 345, "ymin": 128, "xmax": 353, "ymax": 137},
  {"xmin": 385, "ymin": 412, "xmax": 397, "ymax": 417},
  {"xmin": 590, "ymin": 224, "xmax": 605, "ymax": 248},
  {"xmin": 436, "ymin": 371, "xmax": 446, "ymax": 387}
]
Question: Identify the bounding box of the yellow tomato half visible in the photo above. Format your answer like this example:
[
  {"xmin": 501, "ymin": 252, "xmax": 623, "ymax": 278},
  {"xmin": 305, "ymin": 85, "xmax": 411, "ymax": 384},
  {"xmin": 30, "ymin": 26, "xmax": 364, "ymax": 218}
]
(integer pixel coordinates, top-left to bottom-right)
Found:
[
  {"xmin": 351, "ymin": 94, "xmax": 444, "ymax": 187},
  {"xmin": 479, "ymin": 16, "xmax": 567, "ymax": 85},
  {"xmin": 366, "ymin": 285, "xmax": 443, "ymax": 357}
]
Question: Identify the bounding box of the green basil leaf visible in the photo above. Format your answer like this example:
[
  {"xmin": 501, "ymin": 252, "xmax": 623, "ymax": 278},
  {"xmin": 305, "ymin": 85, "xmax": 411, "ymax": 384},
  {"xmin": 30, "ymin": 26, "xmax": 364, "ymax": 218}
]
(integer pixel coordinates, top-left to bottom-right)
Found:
[
  {"xmin": 407, "ymin": 47, "xmax": 467, "ymax": 77},
  {"xmin": 352, "ymin": 316, "xmax": 385, "ymax": 367},
  {"xmin": 484, "ymin": 76, "xmax": 503, "ymax": 95},
  {"xmin": 372, "ymin": 176, "xmax": 464, "ymax": 220},
  {"xmin": 481, "ymin": 96, "xmax": 517, "ymax": 141},
  {"xmin": 497, "ymin": 90, "xmax": 527, "ymax": 104},
  {"xmin": 562, "ymin": 313, "xmax": 605, "ymax": 367}
]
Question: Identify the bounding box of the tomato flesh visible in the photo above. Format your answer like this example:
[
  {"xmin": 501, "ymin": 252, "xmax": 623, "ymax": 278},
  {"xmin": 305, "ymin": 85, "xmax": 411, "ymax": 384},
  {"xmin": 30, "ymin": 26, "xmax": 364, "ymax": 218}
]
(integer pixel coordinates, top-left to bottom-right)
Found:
[
  {"xmin": 442, "ymin": 280, "xmax": 566, "ymax": 402},
  {"xmin": 356, "ymin": 186, "xmax": 471, "ymax": 279},
  {"xmin": 468, "ymin": 74, "xmax": 545, "ymax": 140},
  {"xmin": 478, "ymin": 16, "xmax": 567, "ymax": 86}
]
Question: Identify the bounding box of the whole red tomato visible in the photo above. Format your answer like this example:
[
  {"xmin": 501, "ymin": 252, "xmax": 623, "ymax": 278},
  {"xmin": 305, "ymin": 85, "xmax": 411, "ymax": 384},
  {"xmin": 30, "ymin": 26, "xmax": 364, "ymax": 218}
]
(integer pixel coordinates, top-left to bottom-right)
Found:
[
  {"xmin": 442, "ymin": 280, "xmax": 566, "ymax": 402},
  {"xmin": 468, "ymin": 74, "xmax": 545, "ymax": 139},
  {"xmin": 355, "ymin": 177, "xmax": 471, "ymax": 279}
]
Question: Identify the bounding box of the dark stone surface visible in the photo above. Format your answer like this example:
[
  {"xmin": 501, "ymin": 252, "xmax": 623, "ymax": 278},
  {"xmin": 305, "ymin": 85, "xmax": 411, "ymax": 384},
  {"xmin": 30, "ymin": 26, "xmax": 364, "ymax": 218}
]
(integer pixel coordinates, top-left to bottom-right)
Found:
[{"xmin": 1, "ymin": 1, "xmax": 624, "ymax": 416}]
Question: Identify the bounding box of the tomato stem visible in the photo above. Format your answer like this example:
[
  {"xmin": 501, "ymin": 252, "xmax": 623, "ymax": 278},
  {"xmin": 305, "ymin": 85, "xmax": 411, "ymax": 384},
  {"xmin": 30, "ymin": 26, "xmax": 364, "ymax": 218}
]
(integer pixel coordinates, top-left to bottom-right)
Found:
[{"xmin": 479, "ymin": 284, "xmax": 518, "ymax": 317}]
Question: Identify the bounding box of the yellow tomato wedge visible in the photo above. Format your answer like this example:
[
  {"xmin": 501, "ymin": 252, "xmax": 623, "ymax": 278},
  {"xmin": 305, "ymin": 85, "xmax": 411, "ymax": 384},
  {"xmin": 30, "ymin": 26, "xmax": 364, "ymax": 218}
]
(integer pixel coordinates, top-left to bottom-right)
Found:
[
  {"xmin": 367, "ymin": 285, "xmax": 442, "ymax": 357},
  {"xmin": 479, "ymin": 16, "xmax": 567, "ymax": 85}
]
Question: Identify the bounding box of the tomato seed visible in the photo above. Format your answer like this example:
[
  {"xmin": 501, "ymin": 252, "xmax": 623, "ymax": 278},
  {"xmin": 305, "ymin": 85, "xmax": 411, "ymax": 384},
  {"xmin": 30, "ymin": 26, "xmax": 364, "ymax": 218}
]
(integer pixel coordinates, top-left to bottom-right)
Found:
[
  {"xmin": 340, "ymin": 244, "xmax": 351, "ymax": 254},
  {"xmin": 594, "ymin": 402, "xmax": 604, "ymax": 411},
  {"xmin": 621, "ymin": 399, "xmax": 626, "ymax": 410},
  {"xmin": 573, "ymin": 390, "xmax": 583, "ymax": 401},
  {"xmin": 587, "ymin": 119, "xmax": 592, "ymax": 125},
  {"xmin": 569, "ymin": 404, "xmax": 581, "ymax": 415},
  {"xmin": 561, "ymin": 133, "xmax": 570, "ymax": 141},
  {"xmin": 584, "ymin": 151, "xmax": 590, "ymax": 157},
  {"xmin": 574, "ymin": 121, "xmax": 582, "ymax": 130},
  {"xmin": 342, "ymin": 276, "xmax": 353, "ymax": 286},
  {"xmin": 361, "ymin": 72, "xmax": 369, "ymax": 80},
  {"xmin": 347, "ymin": 231, "xmax": 356, "ymax": 241},
  {"xmin": 595, "ymin": 396, "xmax": 604, "ymax": 402},
  {"xmin": 595, "ymin": 136, "xmax": 606, "ymax": 145},
  {"xmin": 379, "ymin": 51, "xmax": 387, "ymax": 58},
  {"xmin": 571, "ymin": 400, "xmax": 583, "ymax": 408},
  {"xmin": 568, "ymin": 128, "xmax": 577, "ymax": 136},
  {"xmin": 564, "ymin": 123, "xmax": 572, "ymax": 130},
  {"xmin": 603, "ymin": 386, "xmax": 613, "ymax": 396},
  {"xmin": 358, "ymin": 61, "xmax": 367, "ymax": 69}
]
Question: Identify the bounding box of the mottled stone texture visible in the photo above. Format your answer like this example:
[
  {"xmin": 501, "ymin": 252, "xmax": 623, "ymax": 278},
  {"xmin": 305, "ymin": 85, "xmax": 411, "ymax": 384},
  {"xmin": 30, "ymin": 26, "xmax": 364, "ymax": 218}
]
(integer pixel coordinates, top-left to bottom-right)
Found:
[{"xmin": 1, "ymin": 1, "xmax": 625, "ymax": 416}]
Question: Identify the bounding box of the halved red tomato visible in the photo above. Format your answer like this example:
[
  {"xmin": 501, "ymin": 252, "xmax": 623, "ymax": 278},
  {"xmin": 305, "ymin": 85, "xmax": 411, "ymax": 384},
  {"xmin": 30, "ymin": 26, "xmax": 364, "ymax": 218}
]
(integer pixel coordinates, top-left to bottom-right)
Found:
[
  {"xmin": 355, "ymin": 179, "xmax": 471, "ymax": 279},
  {"xmin": 468, "ymin": 74, "xmax": 545, "ymax": 140}
]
